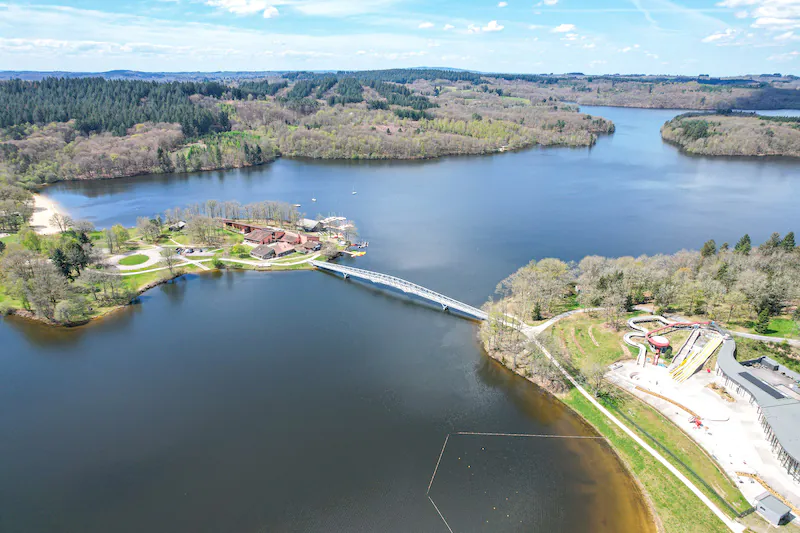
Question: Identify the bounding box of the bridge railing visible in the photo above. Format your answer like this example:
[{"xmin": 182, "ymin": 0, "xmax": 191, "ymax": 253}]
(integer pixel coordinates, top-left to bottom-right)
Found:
[{"xmin": 310, "ymin": 260, "xmax": 488, "ymax": 320}]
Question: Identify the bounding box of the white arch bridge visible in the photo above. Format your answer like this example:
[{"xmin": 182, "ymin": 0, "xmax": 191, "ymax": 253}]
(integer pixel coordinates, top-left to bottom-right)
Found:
[{"xmin": 309, "ymin": 260, "xmax": 488, "ymax": 321}]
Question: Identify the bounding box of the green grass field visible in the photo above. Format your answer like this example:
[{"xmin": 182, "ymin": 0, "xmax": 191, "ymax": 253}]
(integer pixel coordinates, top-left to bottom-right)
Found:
[
  {"xmin": 549, "ymin": 314, "xmax": 751, "ymax": 531},
  {"xmin": 118, "ymin": 254, "xmax": 149, "ymax": 266},
  {"xmin": 561, "ymin": 390, "xmax": 734, "ymax": 533},
  {"xmin": 552, "ymin": 313, "xmax": 629, "ymax": 367}
]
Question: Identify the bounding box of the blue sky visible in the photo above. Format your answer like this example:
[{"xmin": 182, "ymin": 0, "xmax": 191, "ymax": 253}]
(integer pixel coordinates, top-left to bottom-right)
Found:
[{"xmin": 0, "ymin": 0, "xmax": 797, "ymax": 74}]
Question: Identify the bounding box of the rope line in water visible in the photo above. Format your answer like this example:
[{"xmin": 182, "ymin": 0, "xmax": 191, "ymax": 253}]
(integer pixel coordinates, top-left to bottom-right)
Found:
[
  {"xmin": 426, "ymin": 431, "xmax": 606, "ymax": 531},
  {"xmin": 428, "ymin": 433, "xmax": 450, "ymax": 494},
  {"xmin": 428, "ymin": 496, "xmax": 454, "ymax": 533}
]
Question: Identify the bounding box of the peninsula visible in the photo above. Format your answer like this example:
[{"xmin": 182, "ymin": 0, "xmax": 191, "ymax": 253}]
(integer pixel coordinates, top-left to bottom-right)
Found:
[
  {"xmin": 0, "ymin": 198, "xmax": 355, "ymax": 326},
  {"xmin": 481, "ymin": 234, "xmax": 800, "ymax": 533},
  {"xmin": 661, "ymin": 112, "xmax": 800, "ymax": 157}
]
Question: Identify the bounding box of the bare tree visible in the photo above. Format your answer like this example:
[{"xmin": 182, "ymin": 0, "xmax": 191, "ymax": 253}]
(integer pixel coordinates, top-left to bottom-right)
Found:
[
  {"xmin": 161, "ymin": 247, "xmax": 180, "ymax": 275},
  {"xmin": 49, "ymin": 213, "xmax": 73, "ymax": 233}
]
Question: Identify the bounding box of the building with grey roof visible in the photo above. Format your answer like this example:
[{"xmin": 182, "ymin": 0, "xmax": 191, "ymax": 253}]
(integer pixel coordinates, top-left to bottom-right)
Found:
[
  {"xmin": 754, "ymin": 492, "xmax": 792, "ymax": 526},
  {"xmin": 715, "ymin": 328, "xmax": 800, "ymax": 483}
]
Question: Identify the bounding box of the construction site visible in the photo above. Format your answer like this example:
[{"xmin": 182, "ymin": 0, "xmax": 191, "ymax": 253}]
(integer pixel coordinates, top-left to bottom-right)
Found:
[{"xmin": 607, "ymin": 313, "xmax": 800, "ymax": 528}]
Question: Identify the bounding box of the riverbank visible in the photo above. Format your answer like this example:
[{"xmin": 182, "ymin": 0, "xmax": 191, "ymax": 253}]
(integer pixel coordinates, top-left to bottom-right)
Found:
[{"xmin": 661, "ymin": 113, "xmax": 800, "ymax": 157}]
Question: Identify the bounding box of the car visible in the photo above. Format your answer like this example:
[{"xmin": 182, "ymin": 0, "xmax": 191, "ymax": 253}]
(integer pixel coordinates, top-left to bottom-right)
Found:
[{"xmin": 186, "ymin": 248, "xmax": 194, "ymax": 254}]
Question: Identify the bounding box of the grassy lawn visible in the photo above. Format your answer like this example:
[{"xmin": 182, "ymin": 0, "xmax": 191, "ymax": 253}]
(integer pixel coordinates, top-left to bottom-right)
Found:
[
  {"xmin": 269, "ymin": 262, "xmax": 313, "ymax": 271},
  {"xmin": 729, "ymin": 317, "xmax": 798, "ymax": 339},
  {"xmin": 123, "ymin": 265, "xmax": 201, "ymax": 291},
  {"xmin": 611, "ymin": 388, "xmax": 750, "ymax": 514},
  {"xmin": 118, "ymin": 254, "xmax": 150, "ymax": 266},
  {"xmin": 552, "ymin": 313, "xmax": 629, "ymax": 367},
  {"xmin": 561, "ymin": 390, "xmax": 734, "ymax": 533},
  {"xmin": 0, "ymin": 233, "xmax": 20, "ymax": 246}
]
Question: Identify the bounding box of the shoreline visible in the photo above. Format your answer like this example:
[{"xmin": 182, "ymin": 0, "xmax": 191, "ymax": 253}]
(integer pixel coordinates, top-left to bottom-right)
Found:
[{"xmin": 30, "ymin": 193, "xmax": 65, "ymax": 235}]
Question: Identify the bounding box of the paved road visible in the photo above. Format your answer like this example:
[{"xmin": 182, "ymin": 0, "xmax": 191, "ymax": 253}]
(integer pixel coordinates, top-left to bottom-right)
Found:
[{"xmin": 728, "ymin": 330, "xmax": 800, "ymax": 348}]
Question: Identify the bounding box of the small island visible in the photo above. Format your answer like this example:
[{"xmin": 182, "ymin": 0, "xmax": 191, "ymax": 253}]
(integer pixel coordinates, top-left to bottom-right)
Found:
[
  {"xmin": 0, "ymin": 196, "xmax": 356, "ymax": 326},
  {"xmin": 661, "ymin": 112, "xmax": 800, "ymax": 157}
]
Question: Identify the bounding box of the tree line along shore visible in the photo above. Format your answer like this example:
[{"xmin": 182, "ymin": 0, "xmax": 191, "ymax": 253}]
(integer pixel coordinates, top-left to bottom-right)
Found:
[
  {"xmin": 661, "ymin": 112, "xmax": 800, "ymax": 158},
  {"xmin": 0, "ymin": 72, "xmax": 617, "ymax": 192},
  {"xmin": 479, "ymin": 233, "xmax": 799, "ymax": 533},
  {"xmin": 0, "ymin": 198, "xmax": 347, "ymax": 326}
]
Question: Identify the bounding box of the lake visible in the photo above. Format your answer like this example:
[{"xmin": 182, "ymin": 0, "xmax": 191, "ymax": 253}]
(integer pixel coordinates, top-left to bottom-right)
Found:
[{"xmin": 2, "ymin": 106, "xmax": 799, "ymax": 532}]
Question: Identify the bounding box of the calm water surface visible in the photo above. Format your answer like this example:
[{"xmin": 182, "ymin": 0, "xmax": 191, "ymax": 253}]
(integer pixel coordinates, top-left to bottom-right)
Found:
[{"xmin": 2, "ymin": 107, "xmax": 799, "ymax": 532}]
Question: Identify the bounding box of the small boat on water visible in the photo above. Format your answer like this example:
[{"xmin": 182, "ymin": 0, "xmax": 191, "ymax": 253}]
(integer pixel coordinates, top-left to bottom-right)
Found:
[
  {"xmin": 293, "ymin": 203, "xmax": 302, "ymax": 208},
  {"xmin": 311, "ymin": 197, "xmax": 317, "ymax": 202},
  {"xmin": 351, "ymin": 185, "xmax": 357, "ymax": 195}
]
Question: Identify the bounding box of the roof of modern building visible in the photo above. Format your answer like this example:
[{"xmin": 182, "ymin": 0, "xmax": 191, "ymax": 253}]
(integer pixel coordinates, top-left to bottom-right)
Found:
[
  {"xmin": 716, "ymin": 333, "xmax": 800, "ymax": 464},
  {"xmin": 756, "ymin": 492, "xmax": 791, "ymax": 515}
]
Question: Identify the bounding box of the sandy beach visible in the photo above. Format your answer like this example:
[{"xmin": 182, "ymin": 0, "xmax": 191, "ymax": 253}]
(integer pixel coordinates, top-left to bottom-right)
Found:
[{"xmin": 30, "ymin": 194, "xmax": 65, "ymax": 235}]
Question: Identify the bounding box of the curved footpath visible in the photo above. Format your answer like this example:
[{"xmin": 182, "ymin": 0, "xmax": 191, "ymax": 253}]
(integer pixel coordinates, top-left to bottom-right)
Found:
[{"xmin": 523, "ymin": 308, "xmax": 745, "ymax": 533}]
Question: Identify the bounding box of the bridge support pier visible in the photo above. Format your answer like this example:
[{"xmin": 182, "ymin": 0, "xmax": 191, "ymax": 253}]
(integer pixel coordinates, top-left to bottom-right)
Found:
[
  {"xmin": 441, "ymin": 304, "xmax": 449, "ymax": 312},
  {"xmin": 342, "ymin": 273, "xmax": 350, "ymax": 280}
]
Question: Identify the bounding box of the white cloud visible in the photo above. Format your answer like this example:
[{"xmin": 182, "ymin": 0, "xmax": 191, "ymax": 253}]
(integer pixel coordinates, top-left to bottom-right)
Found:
[
  {"xmin": 702, "ymin": 28, "xmax": 738, "ymax": 42},
  {"xmin": 561, "ymin": 32, "xmax": 579, "ymax": 40},
  {"xmin": 418, "ymin": 21, "xmax": 434, "ymax": 28},
  {"xmin": 468, "ymin": 24, "xmax": 481, "ymax": 33},
  {"xmin": 717, "ymin": 0, "xmax": 800, "ymax": 30},
  {"xmin": 551, "ymin": 23, "xmax": 575, "ymax": 32},
  {"xmin": 620, "ymin": 46, "xmax": 633, "ymax": 52},
  {"xmin": 443, "ymin": 24, "xmax": 455, "ymax": 30},
  {"xmin": 768, "ymin": 50, "xmax": 799, "ymax": 60},
  {"xmin": 482, "ymin": 20, "xmax": 504, "ymax": 31},
  {"xmin": 528, "ymin": 24, "xmax": 545, "ymax": 29},
  {"xmin": 356, "ymin": 49, "xmax": 366, "ymax": 54},
  {"xmin": 775, "ymin": 30, "xmax": 800, "ymax": 39},
  {"xmin": 205, "ymin": 0, "xmax": 278, "ymax": 17},
  {"xmin": 536, "ymin": 0, "xmax": 558, "ymax": 5},
  {"xmin": 498, "ymin": 1, "xmax": 508, "ymax": 6},
  {"xmin": 290, "ymin": 0, "xmax": 400, "ymax": 17},
  {"xmin": 752, "ymin": 16, "xmax": 800, "ymax": 28},
  {"xmin": 582, "ymin": 43, "xmax": 596, "ymax": 48}
]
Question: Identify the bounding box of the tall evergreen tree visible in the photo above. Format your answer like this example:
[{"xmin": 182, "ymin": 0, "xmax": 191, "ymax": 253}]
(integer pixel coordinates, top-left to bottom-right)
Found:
[
  {"xmin": 754, "ymin": 308, "xmax": 771, "ymax": 334},
  {"xmin": 701, "ymin": 239, "xmax": 717, "ymax": 257},
  {"xmin": 734, "ymin": 234, "xmax": 752, "ymax": 255},
  {"xmin": 782, "ymin": 231, "xmax": 796, "ymax": 251}
]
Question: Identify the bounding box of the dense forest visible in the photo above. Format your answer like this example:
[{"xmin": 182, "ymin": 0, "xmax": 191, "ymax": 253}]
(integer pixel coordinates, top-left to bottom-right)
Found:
[
  {"xmin": 2, "ymin": 69, "xmax": 794, "ymax": 201},
  {"xmin": 0, "ymin": 72, "xmax": 615, "ymax": 193},
  {"xmin": 0, "ymin": 78, "xmax": 232, "ymax": 137}
]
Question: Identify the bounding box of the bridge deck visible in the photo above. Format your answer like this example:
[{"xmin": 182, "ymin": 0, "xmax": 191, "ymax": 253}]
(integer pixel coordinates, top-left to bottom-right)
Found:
[{"xmin": 310, "ymin": 260, "xmax": 488, "ymax": 320}]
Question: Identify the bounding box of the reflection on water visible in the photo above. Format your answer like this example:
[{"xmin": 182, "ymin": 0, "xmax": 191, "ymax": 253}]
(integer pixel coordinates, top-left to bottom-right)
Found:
[{"xmin": 6, "ymin": 106, "xmax": 798, "ymax": 532}]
